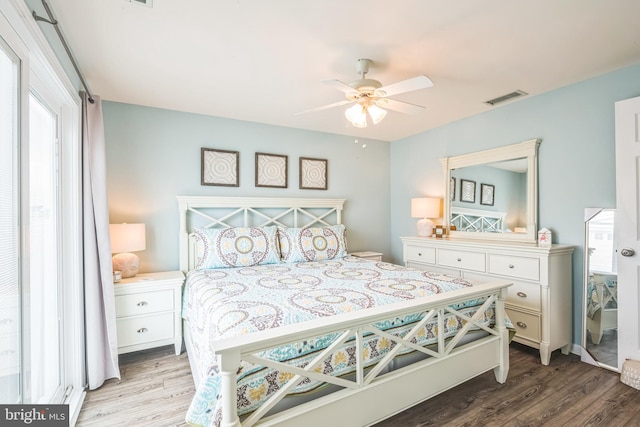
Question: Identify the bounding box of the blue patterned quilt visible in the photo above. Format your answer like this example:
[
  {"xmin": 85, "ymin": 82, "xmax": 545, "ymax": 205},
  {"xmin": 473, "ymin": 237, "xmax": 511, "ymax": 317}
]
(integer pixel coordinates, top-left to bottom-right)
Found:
[{"xmin": 182, "ymin": 256, "xmax": 496, "ymax": 427}]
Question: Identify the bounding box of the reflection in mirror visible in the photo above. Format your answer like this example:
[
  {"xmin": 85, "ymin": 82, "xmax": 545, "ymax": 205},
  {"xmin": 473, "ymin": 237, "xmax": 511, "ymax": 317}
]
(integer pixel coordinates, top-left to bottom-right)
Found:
[
  {"xmin": 583, "ymin": 208, "xmax": 617, "ymax": 369},
  {"xmin": 442, "ymin": 139, "xmax": 540, "ymax": 244},
  {"xmin": 450, "ymin": 158, "xmax": 528, "ymax": 233}
]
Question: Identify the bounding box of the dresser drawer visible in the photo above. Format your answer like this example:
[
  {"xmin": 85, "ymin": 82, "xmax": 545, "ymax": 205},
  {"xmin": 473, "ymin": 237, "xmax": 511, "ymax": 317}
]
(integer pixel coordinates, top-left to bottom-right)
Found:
[
  {"xmin": 116, "ymin": 290, "xmax": 174, "ymax": 317},
  {"xmin": 506, "ymin": 307, "xmax": 541, "ymax": 342},
  {"xmin": 488, "ymin": 254, "xmax": 540, "ymax": 281},
  {"xmin": 116, "ymin": 312, "xmax": 174, "ymax": 347},
  {"xmin": 405, "ymin": 245, "xmax": 436, "ymax": 264},
  {"xmin": 507, "ymin": 281, "xmax": 541, "ymax": 311},
  {"xmin": 438, "ymin": 249, "xmax": 485, "ymax": 272}
]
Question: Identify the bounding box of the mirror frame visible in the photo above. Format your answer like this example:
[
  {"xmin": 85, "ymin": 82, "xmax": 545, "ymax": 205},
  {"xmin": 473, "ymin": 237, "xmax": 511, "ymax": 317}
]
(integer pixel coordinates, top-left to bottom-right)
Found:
[{"xmin": 440, "ymin": 138, "xmax": 541, "ymax": 244}]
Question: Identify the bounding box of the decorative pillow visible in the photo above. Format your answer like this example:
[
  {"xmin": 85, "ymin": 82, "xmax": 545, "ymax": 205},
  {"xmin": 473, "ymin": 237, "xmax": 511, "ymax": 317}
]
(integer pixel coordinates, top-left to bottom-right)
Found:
[
  {"xmin": 278, "ymin": 224, "xmax": 347, "ymax": 263},
  {"xmin": 193, "ymin": 226, "xmax": 281, "ymax": 269}
]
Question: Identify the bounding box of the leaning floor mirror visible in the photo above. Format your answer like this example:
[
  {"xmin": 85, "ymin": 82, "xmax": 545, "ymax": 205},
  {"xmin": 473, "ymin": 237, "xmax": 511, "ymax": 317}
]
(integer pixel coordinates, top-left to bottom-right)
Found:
[{"xmin": 581, "ymin": 208, "xmax": 618, "ymax": 370}]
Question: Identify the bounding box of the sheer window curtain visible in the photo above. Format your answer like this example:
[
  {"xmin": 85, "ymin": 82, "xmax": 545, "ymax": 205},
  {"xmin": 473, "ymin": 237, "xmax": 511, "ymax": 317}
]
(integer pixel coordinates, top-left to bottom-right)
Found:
[{"xmin": 82, "ymin": 92, "xmax": 120, "ymax": 389}]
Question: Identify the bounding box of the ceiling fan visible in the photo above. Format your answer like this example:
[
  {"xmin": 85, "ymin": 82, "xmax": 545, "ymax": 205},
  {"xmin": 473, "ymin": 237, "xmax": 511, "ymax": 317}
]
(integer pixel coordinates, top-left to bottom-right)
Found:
[{"xmin": 296, "ymin": 58, "xmax": 433, "ymax": 128}]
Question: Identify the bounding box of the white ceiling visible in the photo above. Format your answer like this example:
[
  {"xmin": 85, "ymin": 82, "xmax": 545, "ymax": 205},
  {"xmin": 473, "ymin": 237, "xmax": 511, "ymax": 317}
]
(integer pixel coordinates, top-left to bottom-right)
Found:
[{"xmin": 41, "ymin": 0, "xmax": 640, "ymax": 142}]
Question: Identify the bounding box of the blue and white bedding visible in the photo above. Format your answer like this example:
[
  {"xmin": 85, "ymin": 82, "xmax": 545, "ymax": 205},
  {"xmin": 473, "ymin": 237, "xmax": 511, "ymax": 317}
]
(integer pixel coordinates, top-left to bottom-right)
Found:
[{"xmin": 182, "ymin": 255, "xmax": 499, "ymax": 427}]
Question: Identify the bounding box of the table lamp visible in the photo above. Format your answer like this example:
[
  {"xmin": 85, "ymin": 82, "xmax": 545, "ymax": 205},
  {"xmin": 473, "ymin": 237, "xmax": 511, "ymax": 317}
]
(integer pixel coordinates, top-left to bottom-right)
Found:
[
  {"xmin": 110, "ymin": 223, "xmax": 146, "ymax": 278},
  {"xmin": 411, "ymin": 197, "xmax": 441, "ymax": 237}
]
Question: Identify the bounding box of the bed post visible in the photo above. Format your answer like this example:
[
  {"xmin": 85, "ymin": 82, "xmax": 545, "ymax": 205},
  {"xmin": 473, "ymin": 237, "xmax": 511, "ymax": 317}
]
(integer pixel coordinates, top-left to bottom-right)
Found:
[
  {"xmin": 218, "ymin": 351, "xmax": 241, "ymax": 427},
  {"xmin": 178, "ymin": 197, "xmax": 188, "ymax": 273},
  {"xmin": 493, "ymin": 287, "xmax": 510, "ymax": 383}
]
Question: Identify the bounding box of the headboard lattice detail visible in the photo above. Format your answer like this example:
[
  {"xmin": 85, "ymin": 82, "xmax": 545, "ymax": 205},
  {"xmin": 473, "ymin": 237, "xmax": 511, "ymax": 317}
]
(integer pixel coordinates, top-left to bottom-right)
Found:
[{"xmin": 177, "ymin": 196, "xmax": 346, "ymax": 272}]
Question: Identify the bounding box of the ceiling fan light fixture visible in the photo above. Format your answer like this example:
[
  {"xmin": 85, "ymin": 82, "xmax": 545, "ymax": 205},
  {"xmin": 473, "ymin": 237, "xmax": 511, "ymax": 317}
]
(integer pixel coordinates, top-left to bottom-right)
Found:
[
  {"xmin": 345, "ymin": 104, "xmax": 368, "ymax": 128},
  {"xmin": 367, "ymin": 104, "xmax": 387, "ymax": 124}
]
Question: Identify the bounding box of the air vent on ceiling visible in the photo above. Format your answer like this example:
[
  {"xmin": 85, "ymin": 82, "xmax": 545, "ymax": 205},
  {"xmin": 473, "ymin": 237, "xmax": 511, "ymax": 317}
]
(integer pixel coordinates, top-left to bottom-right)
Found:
[
  {"xmin": 127, "ymin": 0, "xmax": 153, "ymax": 7},
  {"xmin": 484, "ymin": 90, "xmax": 528, "ymax": 106}
]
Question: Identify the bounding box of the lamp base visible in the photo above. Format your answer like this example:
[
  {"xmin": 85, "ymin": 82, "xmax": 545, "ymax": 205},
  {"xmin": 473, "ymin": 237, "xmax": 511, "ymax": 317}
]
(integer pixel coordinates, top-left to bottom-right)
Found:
[
  {"xmin": 416, "ymin": 218, "xmax": 435, "ymax": 237},
  {"xmin": 112, "ymin": 252, "xmax": 140, "ymax": 278}
]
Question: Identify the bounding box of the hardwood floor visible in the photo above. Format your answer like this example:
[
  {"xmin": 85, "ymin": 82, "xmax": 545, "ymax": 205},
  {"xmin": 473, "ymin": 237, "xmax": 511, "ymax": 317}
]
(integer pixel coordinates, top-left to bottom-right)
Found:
[{"xmin": 77, "ymin": 343, "xmax": 640, "ymax": 427}]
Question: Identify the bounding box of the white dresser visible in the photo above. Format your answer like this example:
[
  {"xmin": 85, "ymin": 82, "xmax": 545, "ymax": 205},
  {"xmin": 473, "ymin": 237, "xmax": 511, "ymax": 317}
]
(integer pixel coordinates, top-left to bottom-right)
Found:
[
  {"xmin": 401, "ymin": 236, "xmax": 574, "ymax": 365},
  {"xmin": 115, "ymin": 270, "xmax": 184, "ymax": 355}
]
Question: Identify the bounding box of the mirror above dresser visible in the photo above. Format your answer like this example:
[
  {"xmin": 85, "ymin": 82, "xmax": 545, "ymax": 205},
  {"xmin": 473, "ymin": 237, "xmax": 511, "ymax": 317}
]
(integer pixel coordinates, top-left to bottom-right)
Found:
[{"xmin": 440, "ymin": 139, "xmax": 541, "ymax": 244}]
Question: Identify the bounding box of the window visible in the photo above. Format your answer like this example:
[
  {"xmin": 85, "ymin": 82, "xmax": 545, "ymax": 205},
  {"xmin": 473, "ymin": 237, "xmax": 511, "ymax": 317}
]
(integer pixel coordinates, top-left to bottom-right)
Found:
[
  {"xmin": 1, "ymin": 1, "xmax": 84, "ymax": 418},
  {"xmin": 0, "ymin": 34, "xmax": 20, "ymax": 406}
]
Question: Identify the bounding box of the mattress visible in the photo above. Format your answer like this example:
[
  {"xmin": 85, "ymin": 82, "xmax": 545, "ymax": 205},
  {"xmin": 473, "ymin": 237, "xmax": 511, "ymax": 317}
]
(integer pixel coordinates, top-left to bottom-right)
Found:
[{"xmin": 182, "ymin": 255, "xmax": 497, "ymax": 427}]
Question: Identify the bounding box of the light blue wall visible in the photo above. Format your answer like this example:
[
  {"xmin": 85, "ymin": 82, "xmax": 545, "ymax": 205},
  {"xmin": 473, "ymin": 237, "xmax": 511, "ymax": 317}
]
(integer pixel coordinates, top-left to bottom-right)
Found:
[
  {"xmin": 390, "ymin": 62, "xmax": 640, "ymax": 345},
  {"xmin": 103, "ymin": 102, "xmax": 390, "ymax": 273}
]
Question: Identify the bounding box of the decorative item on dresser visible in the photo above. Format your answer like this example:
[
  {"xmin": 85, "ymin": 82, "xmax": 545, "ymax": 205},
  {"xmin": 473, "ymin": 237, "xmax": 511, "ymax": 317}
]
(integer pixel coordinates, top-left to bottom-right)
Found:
[
  {"xmin": 350, "ymin": 251, "xmax": 383, "ymax": 261},
  {"xmin": 109, "ymin": 223, "xmax": 146, "ymax": 278},
  {"xmin": 114, "ymin": 270, "xmax": 184, "ymax": 355},
  {"xmin": 401, "ymin": 236, "xmax": 574, "ymax": 365}
]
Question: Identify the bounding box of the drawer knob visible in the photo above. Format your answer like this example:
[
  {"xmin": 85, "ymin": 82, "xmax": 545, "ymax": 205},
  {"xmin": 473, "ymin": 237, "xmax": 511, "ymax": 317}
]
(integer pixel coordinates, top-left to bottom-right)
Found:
[
  {"xmin": 137, "ymin": 328, "xmax": 148, "ymax": 334},
  {"xmin": 457, "ymin": 258, "xmax": 462, "ymax": 262},
  {"xmin": 508, "ymin": 264, "xmax": 515, "ymax": 269},
  {"xmin": 0, "ymin": 349, "xmax": 16, "ymax": 356},
  {"xmin": 516, "ymin": 321, "xmax": 527, "ymax": 329},
  {"xmin": 418, "ymin": 253, "xmax": 422, "ymax": 256},
  {"xmin": 516, "ymin": 291, "xmax": 527, "ymax": 298},
  {"xmin": 137, "ymin": 301, "xmax": 148, "ymax": 307}
]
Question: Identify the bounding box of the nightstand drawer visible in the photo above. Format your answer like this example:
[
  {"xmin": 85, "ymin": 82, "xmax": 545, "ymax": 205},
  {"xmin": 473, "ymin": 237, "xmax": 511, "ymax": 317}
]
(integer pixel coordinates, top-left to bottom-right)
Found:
[
  {"xmin": 488, "ymin": 254, "xmax": 540, "ymax": 281},
  {"xmin": 116, "ymin": 290, "xmax": 174, "ymax": 317},
  {"xmin": 506, "ymin": 307, "xmax": 541, "ymax": 342},
  {"xmin": 116, "ymin": 312, "xmax": 174, "ymax": 347},
  {"xmin": 507, "ymin": 281, "xmax": 541, "ymax": 311},
  {"xmin": 405, "ymin": 245, "xmax": 436, "ymax": 264},
  {"xmin": 438, "ymin": 249, "xmax": 485, "ymax": 272}
]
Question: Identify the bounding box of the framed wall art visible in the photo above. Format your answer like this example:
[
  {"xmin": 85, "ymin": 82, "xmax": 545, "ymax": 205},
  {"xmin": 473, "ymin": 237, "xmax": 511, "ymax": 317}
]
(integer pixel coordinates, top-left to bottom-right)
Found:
[
  {"xmin": 480, "ymin": 183, "xmax": 495, "ymax": 206},
  {"xmin": 299, "ymin": 157, "xmax": 327, "ymax": 190},
  {"xmin": 255, "ymin": 152, "xmax": 288, "ymax": 188},
  {"xmin": 450, "ymin": 177, "xmax": 456, "ymax": 201},
  {"xmin": 460, "ymin": 179, "xmax": 476, "ymax": 203},
  {"xmin": 201, "ymin": 148, "xmax": 239, "ymax": 187}
]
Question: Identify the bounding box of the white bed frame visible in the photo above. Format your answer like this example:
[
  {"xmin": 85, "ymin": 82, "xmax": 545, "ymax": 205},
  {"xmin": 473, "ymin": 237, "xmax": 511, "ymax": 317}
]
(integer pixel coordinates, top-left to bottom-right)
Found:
[
  {"xmin": 450, "ymin": 207, "xmax": 507, "ymax": 233},
  {"xmin": 177, "ymin": 196, "xmax": 511, "ymax": 427}
]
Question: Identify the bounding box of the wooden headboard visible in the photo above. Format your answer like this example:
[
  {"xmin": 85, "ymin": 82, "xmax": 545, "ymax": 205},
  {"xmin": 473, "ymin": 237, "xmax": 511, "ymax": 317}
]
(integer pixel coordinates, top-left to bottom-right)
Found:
[{"xmin": 176, "ymin": 196, "xmax": 346, "ymax": 272}]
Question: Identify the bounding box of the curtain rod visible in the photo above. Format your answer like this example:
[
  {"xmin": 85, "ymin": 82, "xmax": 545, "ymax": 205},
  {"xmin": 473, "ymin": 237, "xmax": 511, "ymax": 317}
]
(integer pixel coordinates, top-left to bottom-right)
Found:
[{"xmin": 32, "ymin": 0, "xmax": 95, "ymax": 103}]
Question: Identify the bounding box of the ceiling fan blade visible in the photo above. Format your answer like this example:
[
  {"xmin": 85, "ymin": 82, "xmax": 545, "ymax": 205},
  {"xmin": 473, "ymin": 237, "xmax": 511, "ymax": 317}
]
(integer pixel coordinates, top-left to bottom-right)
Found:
[
  {"xmin": 295, "ymin": 99, "xmax": 354, "ymax": 115},
  {"xmin": 374, "ymin": 75, "xmax": 433, "ymax": 97},
  {"xmin": 322, "ymin": 79, "xmax": 360, "ymax": 96},
  {"xmin": 376, "ymin": 98, "xmax": 425, "ymax": 115}
]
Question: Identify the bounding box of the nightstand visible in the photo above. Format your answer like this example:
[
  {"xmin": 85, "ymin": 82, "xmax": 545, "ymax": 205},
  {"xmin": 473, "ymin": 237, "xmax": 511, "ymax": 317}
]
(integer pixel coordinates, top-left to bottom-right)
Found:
[
  {"xmin": 350, "ymin": 251, "xmax": 383, "ymax": 261},
  {"xmin": 114, "ymin": 270, "xmax": 184, "ymax": 355}
]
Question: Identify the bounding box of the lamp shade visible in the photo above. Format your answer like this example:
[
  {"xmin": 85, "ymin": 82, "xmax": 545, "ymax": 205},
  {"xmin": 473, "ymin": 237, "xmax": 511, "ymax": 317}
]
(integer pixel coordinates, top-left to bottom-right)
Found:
[
  {"xmin": 411, "ymin": 197, "xmax": 440, "ymax": 219},
  {"xmin": 367, "ymin": 104, "xmax": 387, "ymax": 124},
  {"xmin": 345, "ymin": 104, "xmax": 367, "ymax": 128},
  {"xmin": 109, "ymin": 223, "xmax": 146, "ymax": 254}
]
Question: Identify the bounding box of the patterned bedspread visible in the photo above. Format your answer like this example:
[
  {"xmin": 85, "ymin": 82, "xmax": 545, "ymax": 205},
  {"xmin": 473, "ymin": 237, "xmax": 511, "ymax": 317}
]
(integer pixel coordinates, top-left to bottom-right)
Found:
[{"xmin": 183, "ymin": 256, "xmax": 496, "ymax": 427}]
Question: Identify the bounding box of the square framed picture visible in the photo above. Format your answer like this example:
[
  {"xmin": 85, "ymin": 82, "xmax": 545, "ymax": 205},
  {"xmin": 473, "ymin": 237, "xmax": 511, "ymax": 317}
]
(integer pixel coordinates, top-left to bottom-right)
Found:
[
  {"xmin": 201, "ymin": 148, "xmax": 239, "ymax": 187},
  {"xmin": 255, "ymin": 152, "xmax": 288, "ymax": 188},
  {"xmin": 299, "ymin": 157, "xmax": 327, "ymax": 190},
  {"xmin": 481, "ymin": 183, "xmax": 495, "ymax": 206},
  {"xmin": 460, "ymin": 179, "xmax": 476, "ymax": 203}
]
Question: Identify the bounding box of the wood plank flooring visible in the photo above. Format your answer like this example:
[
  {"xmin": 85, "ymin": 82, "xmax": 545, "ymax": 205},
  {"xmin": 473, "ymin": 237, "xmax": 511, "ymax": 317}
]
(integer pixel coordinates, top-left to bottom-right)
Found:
[{"xmin": 76, "ymin": 343, "xmax": 640, "ymax": 427}]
